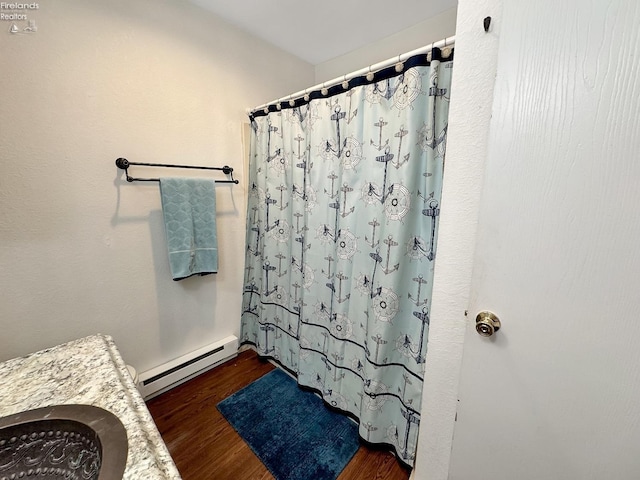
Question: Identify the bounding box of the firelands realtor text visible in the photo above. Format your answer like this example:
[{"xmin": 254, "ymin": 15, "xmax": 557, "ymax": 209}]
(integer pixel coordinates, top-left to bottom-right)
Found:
[{"xmin": 1, "ymin": 3, "xmax": 38, "ymax": 21}]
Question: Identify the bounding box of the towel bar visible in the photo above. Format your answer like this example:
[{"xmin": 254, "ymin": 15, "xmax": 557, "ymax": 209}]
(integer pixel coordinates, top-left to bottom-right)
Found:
[{"xmin": 115, "ymin": 157, "xmax": 239, "ymax": 184}]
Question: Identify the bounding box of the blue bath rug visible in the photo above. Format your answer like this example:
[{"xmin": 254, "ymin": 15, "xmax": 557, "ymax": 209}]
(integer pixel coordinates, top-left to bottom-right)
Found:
[{"xmin": 217, "ymin": 368, "xmax": 360, "ymax": 480}]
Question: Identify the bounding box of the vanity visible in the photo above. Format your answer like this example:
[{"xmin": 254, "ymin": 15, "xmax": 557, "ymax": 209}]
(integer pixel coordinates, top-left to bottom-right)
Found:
[{"xmin": 0, "ymin": 334, "xmax": 181, "ymax": 479}]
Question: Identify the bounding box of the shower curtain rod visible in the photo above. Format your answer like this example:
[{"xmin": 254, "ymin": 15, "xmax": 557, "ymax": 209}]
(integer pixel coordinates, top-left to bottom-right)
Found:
[{"xmin": 248, "ymin": 35, "xmax": 455, "ymax": 114}]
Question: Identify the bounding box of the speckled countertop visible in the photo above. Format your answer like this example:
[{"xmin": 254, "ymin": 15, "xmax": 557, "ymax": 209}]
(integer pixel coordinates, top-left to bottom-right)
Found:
[{"xmin": 0, "ymin": 334, "xmax": 181, "ymax": 479}]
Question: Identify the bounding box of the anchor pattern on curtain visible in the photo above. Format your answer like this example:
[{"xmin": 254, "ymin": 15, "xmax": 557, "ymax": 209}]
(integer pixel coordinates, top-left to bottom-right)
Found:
[{"xmin": 241, "ymin": 50, "xmax": 453, "ymax": 466}]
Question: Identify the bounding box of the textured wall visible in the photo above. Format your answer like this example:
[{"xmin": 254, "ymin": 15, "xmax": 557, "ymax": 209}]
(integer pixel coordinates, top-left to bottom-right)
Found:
[
  {"xmin": 0, "ymin": 0, "xmax": 314, "ymax": 370},
  {"xmin": 413, "ymin": 0, "xmax": 502, "ymax": 478}
]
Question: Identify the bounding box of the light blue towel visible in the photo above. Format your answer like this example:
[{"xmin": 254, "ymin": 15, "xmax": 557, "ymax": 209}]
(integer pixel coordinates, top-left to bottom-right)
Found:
[{"xmin": 159, "ymin": 177, "xmax": 218, "ymax": 281}]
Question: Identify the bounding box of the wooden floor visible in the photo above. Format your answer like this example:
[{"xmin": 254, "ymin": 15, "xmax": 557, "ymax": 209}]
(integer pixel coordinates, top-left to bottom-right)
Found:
[{"xmin": 147, "ymin": 350, "xmax": 410, "ymax": 480}]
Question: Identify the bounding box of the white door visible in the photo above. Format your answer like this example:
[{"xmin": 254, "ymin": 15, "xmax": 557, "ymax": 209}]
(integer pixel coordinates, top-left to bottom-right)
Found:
[{"xmin": 448, "ymin": 1, "xmax": 640, "ymax": 479}]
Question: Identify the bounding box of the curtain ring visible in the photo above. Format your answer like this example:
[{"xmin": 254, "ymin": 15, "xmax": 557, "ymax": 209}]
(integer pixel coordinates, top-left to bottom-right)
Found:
[
  {"xmin": 426, "ymin": 42, "xmax": 432, "ymax": 62},
  {"xmin": 321, "ymin": 82, "xmax": 328, "ymax": 96},
  {"xmin": 395, "ymin": 54, "xmax": 404, "ymax": 73},
  {"xmin": 303, "ymin": 88, "xmax": 310, "ymax": 102},
  {"xmin": 289, "ymin": 96, "xmax": 296, "ymax": 107},
  {"xmin": 366, "ymin": 65, "xmax": 374, "ymax": 82},
  {"xmin": 442, "ymin": 37, "xmax": 452, "ymax": 59},
  {"xmin": 342, "ymin": 74, "xmax": 349, "ymax": 90}
]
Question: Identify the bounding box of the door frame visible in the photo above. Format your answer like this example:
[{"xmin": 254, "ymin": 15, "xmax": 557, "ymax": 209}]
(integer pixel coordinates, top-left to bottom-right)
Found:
[{"xmin": 412, "ymin": 0, "xmax": 503, "ymax": 478}]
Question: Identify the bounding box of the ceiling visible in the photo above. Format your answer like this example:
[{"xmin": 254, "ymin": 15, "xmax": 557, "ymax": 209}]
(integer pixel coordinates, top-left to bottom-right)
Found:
[{"xmin": 189, "ymin": 0, "xmax": 457, "ymax": 65}]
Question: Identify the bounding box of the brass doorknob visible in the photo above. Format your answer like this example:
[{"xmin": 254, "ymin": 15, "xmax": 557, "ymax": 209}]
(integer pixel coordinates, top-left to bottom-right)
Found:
[{"xmin": 475, "ymin": 311, "xmax": 501, "ymax": 337}]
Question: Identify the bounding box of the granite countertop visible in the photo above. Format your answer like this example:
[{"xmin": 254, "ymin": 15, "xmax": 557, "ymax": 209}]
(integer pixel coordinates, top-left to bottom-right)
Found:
[{"xmin": 0, "ymin": 334, "xmax": 181, "ymax": 479}]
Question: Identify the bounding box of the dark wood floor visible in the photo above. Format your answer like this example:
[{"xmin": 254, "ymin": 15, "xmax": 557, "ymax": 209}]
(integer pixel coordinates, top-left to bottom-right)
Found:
[{"xmin": 147, "ymin": 349, "xmax": 410, "ymax": 480}]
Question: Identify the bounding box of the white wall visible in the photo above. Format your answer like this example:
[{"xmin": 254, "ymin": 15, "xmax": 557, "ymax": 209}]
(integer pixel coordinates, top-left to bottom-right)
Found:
[
  {"xmin": 0, "ymin": 0, "xmax": 314, "ymax": 370},
  {"xmin": 315, "ymin": 7, "xmax": 457, "ymax": 84},
  {"xmin": 413, "ymin": 0, "xmax": 501, "ymax": 478}
]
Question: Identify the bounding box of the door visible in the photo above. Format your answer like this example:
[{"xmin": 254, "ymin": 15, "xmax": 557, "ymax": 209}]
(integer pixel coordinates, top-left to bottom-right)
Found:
[{"xmin": 449, "ymin": 1, "xmax": 640, "ymax": 479}]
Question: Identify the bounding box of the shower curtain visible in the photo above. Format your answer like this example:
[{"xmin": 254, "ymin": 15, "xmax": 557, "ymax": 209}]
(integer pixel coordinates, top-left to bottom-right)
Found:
[{"xmin": 241, "ymin": 48, "xmax": 453, "ymax": 467}]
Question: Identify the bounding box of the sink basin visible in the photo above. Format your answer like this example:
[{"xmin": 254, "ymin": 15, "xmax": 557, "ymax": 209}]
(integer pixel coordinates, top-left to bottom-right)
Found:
[{"xmin": 0, "ymin": 404, "xmax": 128, "ymax": 480}]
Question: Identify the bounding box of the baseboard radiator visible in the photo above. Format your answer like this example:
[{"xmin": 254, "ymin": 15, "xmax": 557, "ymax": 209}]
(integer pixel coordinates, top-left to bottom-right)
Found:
[{"xmin": 138, "ymin": 335, "xmax": 238, "ymax": 400}]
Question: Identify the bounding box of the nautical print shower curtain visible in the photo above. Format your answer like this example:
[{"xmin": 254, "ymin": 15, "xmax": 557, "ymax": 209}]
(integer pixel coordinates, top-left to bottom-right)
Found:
[{"xmin": 241, "ymin": 48, "xmax": 453, "ymax": 467}]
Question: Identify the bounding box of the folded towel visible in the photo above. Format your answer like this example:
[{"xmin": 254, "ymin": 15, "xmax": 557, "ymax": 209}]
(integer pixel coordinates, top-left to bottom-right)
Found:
[{"xmin": 159, "ymin": 177, "xmax": 218, "ymax": 281}]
